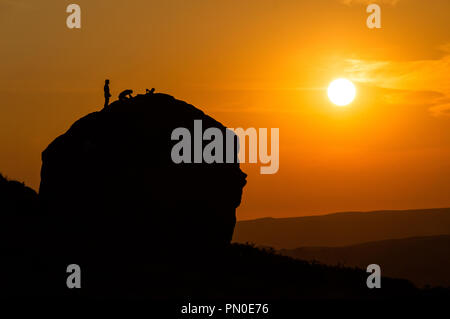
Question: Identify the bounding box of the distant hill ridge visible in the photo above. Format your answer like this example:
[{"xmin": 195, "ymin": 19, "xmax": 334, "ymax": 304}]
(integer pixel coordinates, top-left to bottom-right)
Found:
[{"xmin": 233, "ymin": 208, "xmax": 450, "ymax": 249}]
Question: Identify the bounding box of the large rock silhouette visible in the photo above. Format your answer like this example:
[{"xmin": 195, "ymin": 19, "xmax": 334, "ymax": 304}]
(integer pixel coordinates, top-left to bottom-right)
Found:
[{"xmin": 39, "ymin": 93, "xmax": 247, "ymax": 259}]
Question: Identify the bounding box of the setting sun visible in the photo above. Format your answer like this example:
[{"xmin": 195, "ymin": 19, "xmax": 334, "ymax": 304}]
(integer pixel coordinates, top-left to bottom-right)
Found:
[{"xmin": 327, "ymin": 78, "xmax": 356, "ymax": 106}]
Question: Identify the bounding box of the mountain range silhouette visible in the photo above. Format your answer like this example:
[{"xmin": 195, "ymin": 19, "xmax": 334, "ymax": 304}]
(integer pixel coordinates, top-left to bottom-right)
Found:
[
  {"xmin": 234, "ymin": 208, "xmax": 450, "ymax": 249},
  {"xmin": 0, "ymin": 93, "xmax": 449, "ymax": 299}
]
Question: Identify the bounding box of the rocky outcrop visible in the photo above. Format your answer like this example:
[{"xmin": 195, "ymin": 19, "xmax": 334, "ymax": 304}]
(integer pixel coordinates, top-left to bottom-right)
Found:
[{"xmin": 39, "ymin": 93, "xmax": 247, "ymax": 258}]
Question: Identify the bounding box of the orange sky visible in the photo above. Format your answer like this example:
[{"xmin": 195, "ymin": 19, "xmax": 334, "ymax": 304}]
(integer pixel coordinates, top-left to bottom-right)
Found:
[{"xmin": 1, "ymin": 0, "xmax": 450, "ymax": 220}]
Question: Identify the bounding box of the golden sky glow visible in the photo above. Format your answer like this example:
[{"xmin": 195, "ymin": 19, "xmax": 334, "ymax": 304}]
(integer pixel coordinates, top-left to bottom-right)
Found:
[{"xmin": 1, "ymin": 0, "xmax": 450, "ymax": 219}]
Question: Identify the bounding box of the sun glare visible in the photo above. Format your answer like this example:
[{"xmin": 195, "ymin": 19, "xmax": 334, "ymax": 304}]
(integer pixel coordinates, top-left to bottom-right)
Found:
[{"xmin": 327, "ymin": 78, "xmax": 356, "ymax": 106}]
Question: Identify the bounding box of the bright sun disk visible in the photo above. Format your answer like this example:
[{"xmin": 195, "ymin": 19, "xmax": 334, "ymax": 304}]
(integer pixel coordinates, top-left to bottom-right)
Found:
[{"xmin": 327, "ymin": 78, "xmax": 356, "ymax": 106}]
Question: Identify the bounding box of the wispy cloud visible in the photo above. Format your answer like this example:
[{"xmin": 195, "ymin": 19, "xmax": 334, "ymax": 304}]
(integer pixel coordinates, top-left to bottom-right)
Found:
[{"xmin": 343, "ymin": 44, "xmax": 450, "ymax": 116}]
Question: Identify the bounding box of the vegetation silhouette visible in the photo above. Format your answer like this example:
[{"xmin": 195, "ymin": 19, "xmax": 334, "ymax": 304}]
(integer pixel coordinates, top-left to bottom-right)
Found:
[{"xmin": 0, "ymin": 93, "xmax": 449, "ymax": 299}]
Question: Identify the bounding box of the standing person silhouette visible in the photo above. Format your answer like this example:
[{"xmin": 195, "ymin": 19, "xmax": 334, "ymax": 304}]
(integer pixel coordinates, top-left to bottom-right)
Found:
[{"xmin": 104, "ymin": 79, "xmax": 111, "ymax": 108}]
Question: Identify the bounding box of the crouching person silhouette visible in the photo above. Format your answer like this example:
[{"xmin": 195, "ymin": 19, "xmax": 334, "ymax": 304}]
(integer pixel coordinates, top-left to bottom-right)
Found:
[{"xmin": 119, "ymin": 89, "xmax": 133, "ymax": 101}]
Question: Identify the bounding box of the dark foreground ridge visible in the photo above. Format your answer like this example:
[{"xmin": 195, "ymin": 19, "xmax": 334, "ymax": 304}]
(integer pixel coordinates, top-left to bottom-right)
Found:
[{"xmin": 1, "ymin": 93, "xmax": 448, "ymax": 299}]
